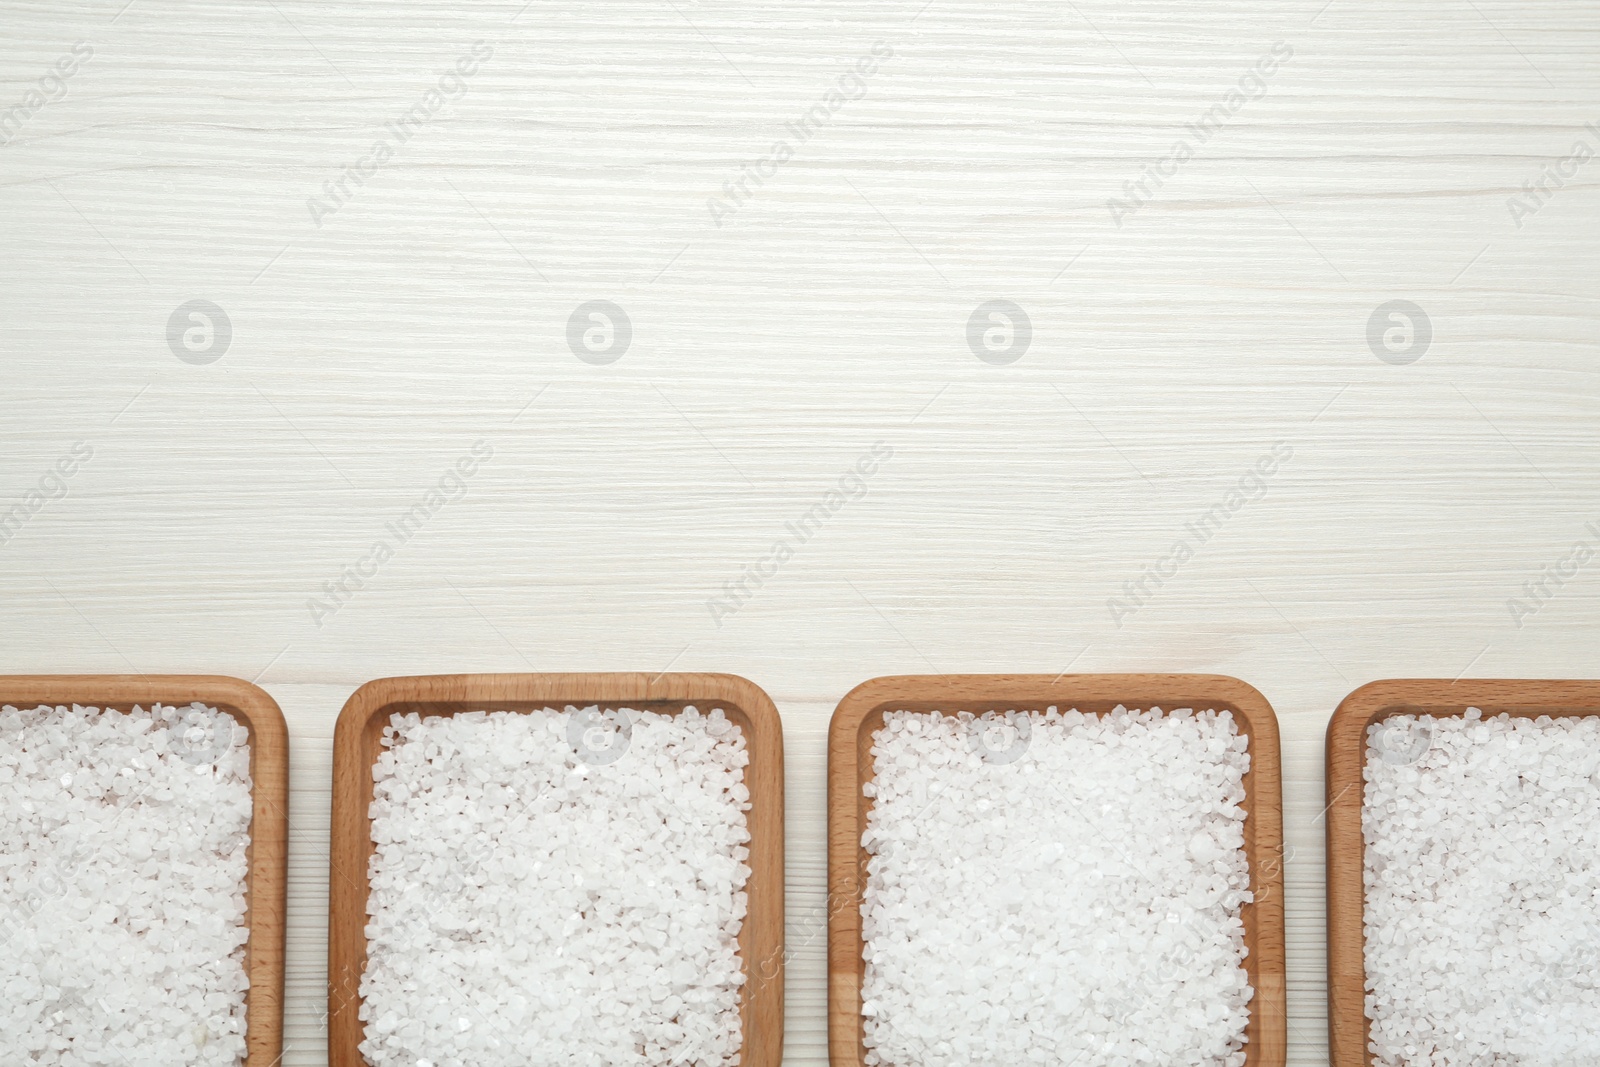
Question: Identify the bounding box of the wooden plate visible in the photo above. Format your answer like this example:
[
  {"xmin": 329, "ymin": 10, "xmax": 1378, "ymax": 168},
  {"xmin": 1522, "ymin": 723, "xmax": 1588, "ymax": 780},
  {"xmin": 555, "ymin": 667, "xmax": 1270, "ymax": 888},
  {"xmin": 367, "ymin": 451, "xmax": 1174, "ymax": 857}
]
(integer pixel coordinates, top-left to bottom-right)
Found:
[
  {"xmin": 1325, "ymin": 678, "xmax": 1600, "ymax": 1066},
  {"xmin": 328, "ymin": 672, "xmax": 784, "ymax": 1067},
  {"xmin": 827, "ymin": 673, "xmax": 1287, "ymax": 1067},
  {"xmin": 0, "ymin": 674, "xmax": 288, "ymax": 1067}
]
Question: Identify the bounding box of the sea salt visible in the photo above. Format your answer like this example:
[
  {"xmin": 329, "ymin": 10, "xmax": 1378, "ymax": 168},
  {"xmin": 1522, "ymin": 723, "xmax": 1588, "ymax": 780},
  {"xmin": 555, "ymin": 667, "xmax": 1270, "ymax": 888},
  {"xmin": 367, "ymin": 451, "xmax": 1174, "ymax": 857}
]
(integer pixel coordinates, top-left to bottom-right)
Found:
[
  {"xmin": 0, "ymin": 702, "xmax": 253, "ymax": 1065},
  {"xmin": 860, "ymin": 705, "xmax": 1254, "ymax": 1067},
  {"xmin": 360, "ymin": 705, "xmax": 751, "ymax": 1067},
  {"xmin": 1363, "ymin": 709, "xmax": 1600, "ymax": 1064}
]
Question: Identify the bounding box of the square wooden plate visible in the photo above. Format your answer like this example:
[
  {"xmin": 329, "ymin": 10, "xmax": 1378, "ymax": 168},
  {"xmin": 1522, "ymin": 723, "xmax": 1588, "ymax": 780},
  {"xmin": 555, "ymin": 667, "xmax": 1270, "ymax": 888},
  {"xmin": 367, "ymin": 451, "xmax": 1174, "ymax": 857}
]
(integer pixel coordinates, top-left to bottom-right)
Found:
[
  {"xmin": 1325, "ymin": 678, "xmax": 1600, "ymax": 1066},
  {"xmin": 0, "ymin": 674, "xmax": 289, "ymax": 1067},
  {"xmin": 827, "ymin": 673, "xmax": 1287, "ymax": 1067},
  {"xmin": 328, "ymin": 672, "xmax": 784, "ymax": 1067}
]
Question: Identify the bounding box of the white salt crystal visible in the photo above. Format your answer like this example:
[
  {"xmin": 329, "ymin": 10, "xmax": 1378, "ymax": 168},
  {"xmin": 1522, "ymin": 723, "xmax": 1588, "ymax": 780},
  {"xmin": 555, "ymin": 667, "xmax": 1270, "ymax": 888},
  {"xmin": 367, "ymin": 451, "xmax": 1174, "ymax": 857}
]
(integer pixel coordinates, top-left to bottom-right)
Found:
[
  {"xmin": 0, "ymin": 702, "xmax": 253, "ymax": 1065},
  {"xmin": 1364, "ymin": 710, "xmax": 1600, "ymax": 1064},
  {"xmin": 859, "ymin": 705, "xmax": 1254, "ymax": 1067},
  {"xmin": 359, "ymin": 705, "xmax": 751, "ymax": 1067}
]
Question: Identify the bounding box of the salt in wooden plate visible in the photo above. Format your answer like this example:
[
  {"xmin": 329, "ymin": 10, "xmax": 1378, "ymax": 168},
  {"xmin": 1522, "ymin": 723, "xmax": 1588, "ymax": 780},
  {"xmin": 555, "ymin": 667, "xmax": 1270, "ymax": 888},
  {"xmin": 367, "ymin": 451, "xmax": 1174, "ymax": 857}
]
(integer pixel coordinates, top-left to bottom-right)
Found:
[
  {"xmin": 1324, "ymin": 677, "xmax": 1600, "ymax": 1066},
  {"xmin": 0, "ymin": 674, "xmax": 289, "ymax": 1067},
  {"xmin": 327, "ymin": 672, "xmax": 784, "ymax": 1067},
  {"xmin": 827, "ymin": 673, "xmax": 1286, "ymax": 1067}
]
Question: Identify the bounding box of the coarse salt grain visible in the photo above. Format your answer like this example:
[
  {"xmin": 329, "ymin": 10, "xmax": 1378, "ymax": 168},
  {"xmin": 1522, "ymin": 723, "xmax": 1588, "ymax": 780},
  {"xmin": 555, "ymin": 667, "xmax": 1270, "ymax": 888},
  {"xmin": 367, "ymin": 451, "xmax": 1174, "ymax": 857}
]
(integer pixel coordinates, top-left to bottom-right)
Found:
[
  {"xmin": 0, "ymin": 702, "xmax": 253, "ymax": 1065},
  {"xmin": 1363, "ymin": 709, "xmax": 1600, "ymax": 1065},
  {"xmin": 860, "ymin": 705, "xmax": 1254, "ymax": 1067},
  {"xmin": 359, "ymin": 705, "xmax": 752, "ymax": 1067}
]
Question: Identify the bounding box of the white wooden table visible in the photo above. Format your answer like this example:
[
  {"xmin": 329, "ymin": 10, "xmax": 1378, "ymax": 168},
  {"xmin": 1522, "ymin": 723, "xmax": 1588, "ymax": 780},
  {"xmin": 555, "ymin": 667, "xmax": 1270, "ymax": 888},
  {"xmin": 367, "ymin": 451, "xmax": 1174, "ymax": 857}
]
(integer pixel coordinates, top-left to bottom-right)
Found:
[{"xmin": 4, "ymin": 1, "xmax": 1598, "ymax": 1062}]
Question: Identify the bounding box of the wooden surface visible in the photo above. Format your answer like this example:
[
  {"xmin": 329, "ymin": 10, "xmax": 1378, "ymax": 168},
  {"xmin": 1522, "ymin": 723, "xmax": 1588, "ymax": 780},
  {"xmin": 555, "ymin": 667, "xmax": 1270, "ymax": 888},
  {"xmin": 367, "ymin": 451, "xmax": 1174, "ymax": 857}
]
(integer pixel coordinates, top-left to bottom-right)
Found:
[
  {"xmin": 1324, "ymin": 678, "xmax": 1600, "ymax": 1067},
  {"xmin": 5, "ymin": 0, "xmax": 1600, "ymax": 1062},
  {"xmin": 0, "ymin": 675, "xmax": 288, "ymax": 1067},
  {"xmin": 827, "ymin": 674, "xmax": 1286, "ymax": 1066},
  {"xmin": 327, "ymin": 672, "xmax": 784, "ymax": 1067}
]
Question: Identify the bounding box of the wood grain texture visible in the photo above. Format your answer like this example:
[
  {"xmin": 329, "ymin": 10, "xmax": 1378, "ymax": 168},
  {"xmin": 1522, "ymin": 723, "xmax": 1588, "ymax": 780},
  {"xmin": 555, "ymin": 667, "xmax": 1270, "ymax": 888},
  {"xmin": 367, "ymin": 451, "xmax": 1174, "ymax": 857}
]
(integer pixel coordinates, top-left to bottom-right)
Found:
[
  {"xmin": 326, "ymin": 672, "xmax": 784, "ymax": 1067},
  {"xmin": 0, "ymin": 674, "xmax": 288, "ymax": 1067},
  {"xmin": 827, "ymin": 674, "xmax": 1286, "ymax": 1067},
  {"xmin": 1324, "ymin": 678, "xmax": 1600, "ymax": 1067}
]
